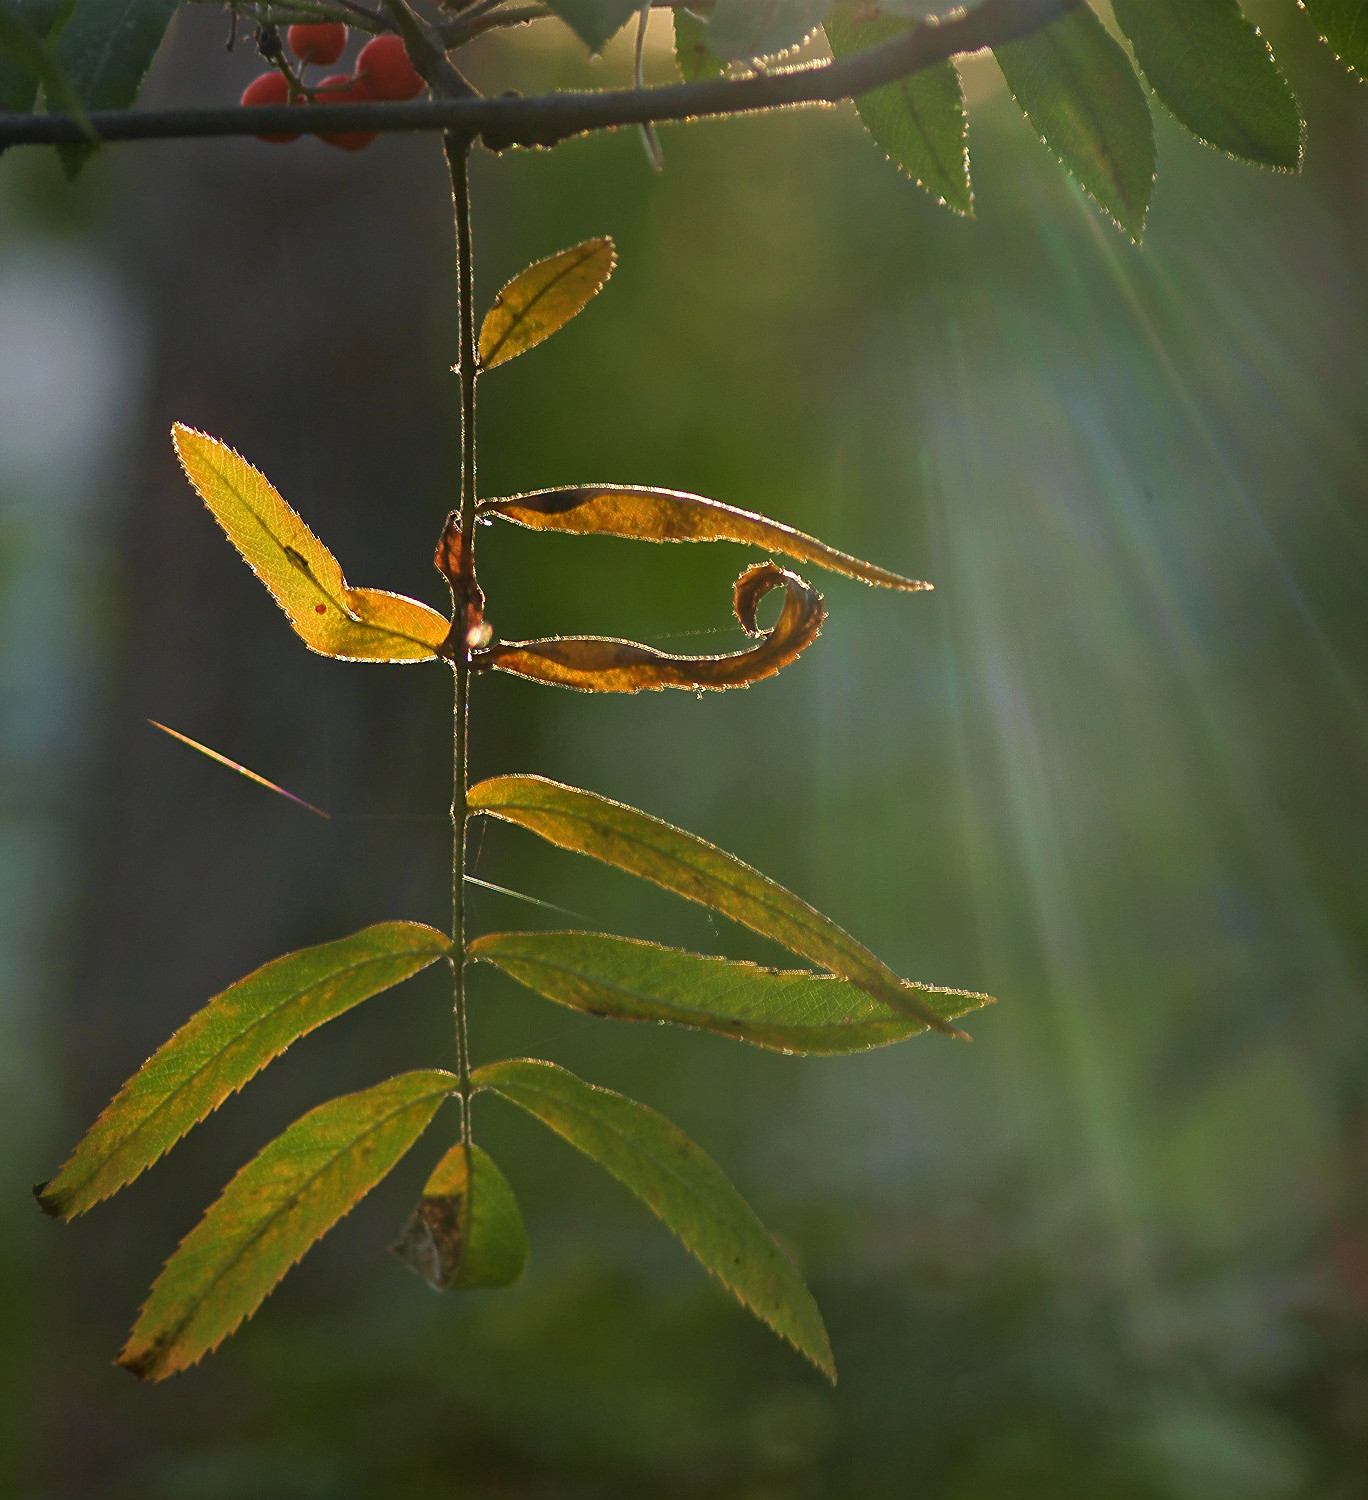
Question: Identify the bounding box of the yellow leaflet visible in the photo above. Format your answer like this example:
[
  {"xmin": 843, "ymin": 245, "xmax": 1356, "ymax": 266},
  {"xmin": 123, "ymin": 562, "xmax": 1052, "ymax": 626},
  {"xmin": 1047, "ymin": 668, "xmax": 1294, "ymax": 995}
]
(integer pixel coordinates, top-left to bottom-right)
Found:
[
  {"xmin": 478, "ymin": 485, "xmax": 932, "ymax": 592},
  {"xmin": 478, "ymin": 238, "xmax": 616, "ymax": 371},
  {"xmin": 172, "ymin": 425, "xmax": 450, "ymax": 663}
]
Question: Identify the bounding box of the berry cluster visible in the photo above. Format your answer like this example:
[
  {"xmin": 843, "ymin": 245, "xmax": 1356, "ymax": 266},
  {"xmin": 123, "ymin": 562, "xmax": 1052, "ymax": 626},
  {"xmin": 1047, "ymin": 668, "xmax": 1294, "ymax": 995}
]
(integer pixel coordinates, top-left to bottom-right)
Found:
[{"xmin": 241, "ymin": 26, "xmax": 426, "ymax": 151}]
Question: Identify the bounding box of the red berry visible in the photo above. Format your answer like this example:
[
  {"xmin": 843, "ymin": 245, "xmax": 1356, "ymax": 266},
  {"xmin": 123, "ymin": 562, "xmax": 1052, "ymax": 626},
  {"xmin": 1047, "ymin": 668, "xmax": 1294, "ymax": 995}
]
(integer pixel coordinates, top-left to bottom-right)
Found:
[
  {"xmin": 313, "ymin": 73, "xmax": 378, "ymax": 151},
  {"xmin": 240, "ymin": 71, "xmax": 300, "ymax": 144},
  {"xmin": 354, "ymin": 34, "xmax": 424, "ymax": 101},
  {"xmin": 287, "ymin": 22, "xmax": 347, "ymax": 66}
]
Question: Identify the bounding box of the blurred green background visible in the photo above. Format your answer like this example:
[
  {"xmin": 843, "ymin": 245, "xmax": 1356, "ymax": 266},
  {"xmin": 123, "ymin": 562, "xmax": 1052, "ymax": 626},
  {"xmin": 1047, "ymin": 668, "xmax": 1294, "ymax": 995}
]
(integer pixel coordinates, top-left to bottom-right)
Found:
[{"xmin": 3, "ymin": 4, "xmax": 1368, "ymax": 1494}]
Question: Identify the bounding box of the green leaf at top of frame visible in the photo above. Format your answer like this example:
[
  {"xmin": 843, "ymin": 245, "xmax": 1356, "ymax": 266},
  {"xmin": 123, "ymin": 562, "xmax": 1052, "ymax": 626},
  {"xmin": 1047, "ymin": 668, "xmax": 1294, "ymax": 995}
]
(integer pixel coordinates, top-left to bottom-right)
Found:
[
  {"xmin": 0, "ymin": 0, "xmax": 88, "ymax": 123},
  {"xmin": 1300, "ymin": 0, "xmax": 1368, "ymax": 82},
  {"xmin": 1113, "ymin": 0, "xmax": 1301, "ymax": 170},
  {"xmin": 173, "ymin": 425, "xmax": 451, "ymax": 663},
  {"xmin": 543, "ymin": 0, "xmax": 640, "ymax": 52},
  {"xmin": 473, "ymin": 1057, "xmax": 834, "ymax": 1378},
  {"xmin": 52, "ymin": 0, "xmax": 179, "ymax": 177},
  {"xmin": 36, "ymin": 922, "xmax": 450, "ymax": 1221},
  {"xmin": 994, "ymin": 5, "xmax": 1156, "ymax": 242},
  {"xmin": 705, "ymin": 0, "xmax": 830, "ymax": 62},
  {"xmin": 392, "ymin": 1141, "xmax": 529, "ymax": 1290},
  {"xmin": 479, "ymin": 238, "xmax": 616, "ymax": 372},
  {"xmin": 120, "ymin": 1070, "xmax": 456, "ymax": 1381},
  {"xmin": 674, "ymin": 8, "xmax": 726, "ymax": 81},
  {"xmin": 470, "ymin": 931, "xmax": 992, "ymax": 1054},
  {"xmin": 823, "ymin": 10, "xmax": 970, "ymax": 215},
  {"xmin": 466, "ymin": 775, "xmax": 986, "ymax": 1036}
]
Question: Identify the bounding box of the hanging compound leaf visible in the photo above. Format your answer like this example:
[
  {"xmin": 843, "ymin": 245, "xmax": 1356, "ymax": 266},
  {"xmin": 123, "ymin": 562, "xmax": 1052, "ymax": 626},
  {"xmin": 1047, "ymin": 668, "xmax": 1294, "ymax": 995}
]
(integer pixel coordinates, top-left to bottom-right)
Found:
[
  {"xmin": 475, "ymin": 561, "xmax": 824, "ymax": 694},
  {"xmin": 52, "ymin": 0, "xmax": 179, "ymax": 175},
  {"xmin": 995, "ymin": 6, "xmax": 1156, "ymax": 241},
  {"xmin": 173, "ymin": 425, "xmax": 451, "ymax": 663},
  {"xmin": 392, "ymin": 1142, "xmax": 529, "ymax": 1290},
  {"xmin": 478, "ymin": 486, "xmax": 932, "ymax": 591},
  {"xmin": 119, "ymin": 1070, "xmax": 456, "ymax": 1381},
  {"xmin": 1113, "ymin": 0, "xmax": 1302, "ymax": 169},
  {"xmin": 823, "ymin": 10, "xmax": 970, "ymax": 214},
  {"xmin": 706, "ymin": 0, "xmax": 829, "ymax": 61},
  {"xmin": 470, "ymin": 931, "xmax": 992, "ymax": 1054},
  {"xmin": 674, "ymin": 8, "xmax": 726, "ymax": 80},
  {"xmin": 1299, "ymin": 0, "xmax": 1368, "ymax": 82},
  {"xmin": 36, "ymin": 923, "xmax": 450, "ymax": 1221},
  {"xmin": 467, "ymin": 775, "xmax": 977, "ymax": 1035},
  {"xmin": 543, "ymin": 0, "xmax": 640, "ymax": 52},
  {"xmin": 478, "ymin": 239, "xmax": 616, "ymax": 372},
  {"xmin": 472, "ymin": 1058, "xmax": 833, "ymax": 1377},
  {"xmin": 0, "ymin": 0, "xmax": 91, "ymax": 128}
]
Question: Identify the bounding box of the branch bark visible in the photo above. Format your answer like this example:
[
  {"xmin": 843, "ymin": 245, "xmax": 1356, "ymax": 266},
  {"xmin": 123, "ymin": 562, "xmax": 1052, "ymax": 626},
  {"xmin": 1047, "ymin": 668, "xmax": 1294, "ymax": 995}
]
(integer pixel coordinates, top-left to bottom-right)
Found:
[{"xmin": 0, "ymin": 0, "xmax": 1075, "ymax": 153}]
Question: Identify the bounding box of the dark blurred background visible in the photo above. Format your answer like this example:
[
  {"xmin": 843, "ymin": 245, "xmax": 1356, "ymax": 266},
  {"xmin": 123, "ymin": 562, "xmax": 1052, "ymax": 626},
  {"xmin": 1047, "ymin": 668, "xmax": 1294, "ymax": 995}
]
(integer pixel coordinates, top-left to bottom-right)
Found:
[{"xmin": 3, "ymin": 3, "xmax": 1368, "ymax": 1494}]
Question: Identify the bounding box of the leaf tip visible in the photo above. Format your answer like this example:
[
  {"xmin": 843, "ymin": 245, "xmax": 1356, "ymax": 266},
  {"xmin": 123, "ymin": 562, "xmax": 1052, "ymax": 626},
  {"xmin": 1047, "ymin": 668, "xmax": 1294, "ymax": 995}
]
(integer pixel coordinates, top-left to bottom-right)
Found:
[{"xmin": 32, "ymin": 1181, "xmax": 64, "ymax": 1218}]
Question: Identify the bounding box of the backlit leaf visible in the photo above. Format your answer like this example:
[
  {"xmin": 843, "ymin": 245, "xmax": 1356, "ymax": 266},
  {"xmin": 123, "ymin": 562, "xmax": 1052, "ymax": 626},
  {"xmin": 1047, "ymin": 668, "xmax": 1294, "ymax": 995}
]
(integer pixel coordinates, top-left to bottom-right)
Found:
[
  {"xmin": 995, "ymin": 6, "xmax": 1156, "ymax": 241},
  {"xmin": 470, "ymin": 931, "xmax": 992, "ymax": 1053},
  {"xmin": 478, "ymin": 486, "xmax": 932, "ymax": 591},
  {"xmin": 475, "ymin": 561, "xmax": 824, "ymax": 693},
  {"xmin": 674, "ymin": 8, "xmax": 725, "ymax": 80},
  {"xmin": 53, "ymin": 0, "xmax": 178, "ymax": 176},
  {"xmin": 36, "ymin": 923, "xmax": 450, "ymax": 1220},
  {"xmin": 478, "ymin": 239, "xmax": 616, "ymax": 372},
  {"xmin": 1114, "ymin": 0, "xmax": 1302, "ymax": 168},
  {"xmin": 472, "ymin": 1058, "xmax": 833, "ymax": 1377},
  {"xmin": 823, "ymin": 11, "xmax": 970, "ymax": 214},
  {"xmin": 705, "ymin": 0, "xmax": 829, "ymax": 62},
  {"xmin": 119, "ymin": 1070, "xmax": 456, "ymax": 1381},
  {"xmin": 392, "ymin": 1142, "xmax": 529, "ymax": 1289},
  {"xmin": 173, "ymin": 425, "xmax": 451, "ymax": 663},
  {"xmin": 543, "ymin": 0, "xmax": 639, "ymax": 52},
  {"xmin": 467, "ymin": 775, "xmax": 976, "ymax": 1035},
  {"xmin": 1300, "ymin": 0, "xmax": 1368, "ymax": 81}
]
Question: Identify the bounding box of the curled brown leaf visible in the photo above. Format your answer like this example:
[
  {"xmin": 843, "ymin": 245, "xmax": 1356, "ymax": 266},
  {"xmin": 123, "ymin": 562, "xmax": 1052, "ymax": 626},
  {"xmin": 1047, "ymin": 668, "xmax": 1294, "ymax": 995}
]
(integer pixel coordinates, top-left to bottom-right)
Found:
[
  {"xmin": 477, "ymin": 485, "xmax": 932, "ymax": 592},
  {"xmin": 473, "ymin": 561, "xmax": 824, "ymax": 693}
]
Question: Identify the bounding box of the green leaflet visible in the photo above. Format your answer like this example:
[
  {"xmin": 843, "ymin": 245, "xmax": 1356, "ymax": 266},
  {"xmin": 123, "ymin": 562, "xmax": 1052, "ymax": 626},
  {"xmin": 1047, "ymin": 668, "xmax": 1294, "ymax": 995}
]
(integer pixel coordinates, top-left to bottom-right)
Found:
[
  {"xmin": 36, "ymin": 922, "xmax": 450, "ymax": 1220},
  {"xmin": 1114, "ymin": 0, "xmax": 1301, "ymax": 169},
  {"xmin": 470, "ymin": 931, "xmax": 991, "ymax": 1053},
  {"xmin": 472, "ymin": 1058, "xmax": 833, "ymax": 1378},
  {"xmin": 0, "ymin": 0, "xmax": 89, "ymax": 125},
  {"xmin": 119, "ymin": 1070, "xmax": 456, "ymax": 1381},
  {"xmin": 542, "ymin": 0, "xmax": 639, "ymax": 52},
  {"xmin": 674, "ymin": 8, "xmax": 725, "ymax": 81},
  {"xmin": 52, "ymin": 0, "xmax": 179, "ymax": 176},
  {"xmin": 467, "ymin": 775, "xmax": 983, "ymax": 1035},
  {"xmin": 705, "ymin": 0, "xmax": 829, "ymax": 62},
  {"xmin": 995, "ymin": 6, "xmax": 1156, "ymax": 241},
  {"xmin": 392, "ymin": 1142, "xmax": 529, "ymax": 1289},
  {"xmin": 823, "ymin": 11, "xmax": 970, "ymax": 215},
  {"xmin": 1301, "ymin": 0, "xmax": 1368, "ymax": 81}
]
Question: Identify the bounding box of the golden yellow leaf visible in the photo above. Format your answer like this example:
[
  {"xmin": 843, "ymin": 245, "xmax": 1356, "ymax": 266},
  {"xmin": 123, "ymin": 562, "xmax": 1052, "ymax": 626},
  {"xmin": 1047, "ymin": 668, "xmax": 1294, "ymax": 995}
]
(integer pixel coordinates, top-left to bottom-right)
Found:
[
  {"xmin": 475, "ymin": 561, "xmax": 823, "ymax": 693},
  {"xmin": 479, "ymin": 485, "xmax": 932, "ymax": 592},
  {"xmin": 478, "ymin": 238, "xmax": 616, "ymax": 371},
  {"xmin": 172, "ymin": 424, "xmax": 450, "ymax": 663}
]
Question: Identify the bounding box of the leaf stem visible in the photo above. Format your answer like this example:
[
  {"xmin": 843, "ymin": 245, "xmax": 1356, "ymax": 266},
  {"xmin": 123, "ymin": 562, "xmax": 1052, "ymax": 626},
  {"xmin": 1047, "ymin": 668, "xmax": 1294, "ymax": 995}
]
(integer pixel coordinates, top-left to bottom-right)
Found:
[{"xmin": 447, "ymin": 130, "xmax": 479, "ymax": 1140}]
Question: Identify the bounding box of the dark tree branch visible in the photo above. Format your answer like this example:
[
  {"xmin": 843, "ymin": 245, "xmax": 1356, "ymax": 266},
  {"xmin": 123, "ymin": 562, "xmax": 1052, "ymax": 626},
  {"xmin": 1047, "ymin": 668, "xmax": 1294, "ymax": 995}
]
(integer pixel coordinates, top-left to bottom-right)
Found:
[{"xmin": 0, "ymin": 0, "xmax": 1075, "ymax": 153}]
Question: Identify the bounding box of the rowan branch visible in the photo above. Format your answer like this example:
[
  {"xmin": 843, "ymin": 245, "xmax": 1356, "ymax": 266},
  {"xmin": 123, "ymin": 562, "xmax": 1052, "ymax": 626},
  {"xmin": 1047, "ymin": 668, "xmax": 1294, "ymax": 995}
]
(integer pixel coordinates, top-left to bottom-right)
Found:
[{"xmin": 0, "ymin": 0, "xmax": 1075, "ymax": 153}]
